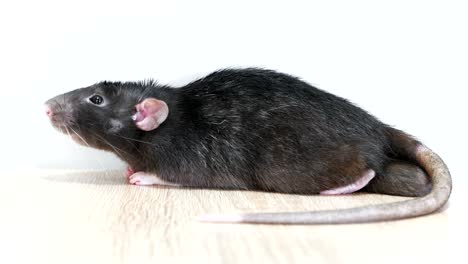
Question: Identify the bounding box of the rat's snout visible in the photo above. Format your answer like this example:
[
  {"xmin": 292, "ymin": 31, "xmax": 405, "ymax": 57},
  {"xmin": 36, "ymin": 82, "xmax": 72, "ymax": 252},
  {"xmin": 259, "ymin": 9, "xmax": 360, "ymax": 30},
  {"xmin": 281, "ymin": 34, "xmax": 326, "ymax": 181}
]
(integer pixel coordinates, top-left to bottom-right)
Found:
[
  {"xmin": 45, "ymin": 104, "xmax": 53, "ymax": 117},
  {"xmin": 44, "ymin": 97, "xmax": 73, "ymax": 128},
  {"xmin": 44, "ymin": 98, "xmax": 59, "ymax": 120}
]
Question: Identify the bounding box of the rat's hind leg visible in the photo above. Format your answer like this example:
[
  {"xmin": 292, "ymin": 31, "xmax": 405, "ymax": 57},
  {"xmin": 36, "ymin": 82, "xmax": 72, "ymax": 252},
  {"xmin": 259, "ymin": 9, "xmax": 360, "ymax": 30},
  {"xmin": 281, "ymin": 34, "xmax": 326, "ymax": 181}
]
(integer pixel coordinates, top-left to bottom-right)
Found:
[
  {"xmin": 362, "ymin": 161, "xmax": 431, "ymax": 197},
  {"xmin": 128, "ymin": 171, "xmax": 180, "ymax": 187},
  {"xmin": 320, "ymin": 169, "xmax": 376, "ymax": 195},
  {"xmin": 315, "ymin": 144, "xmax": 377, "ymax": 195}
]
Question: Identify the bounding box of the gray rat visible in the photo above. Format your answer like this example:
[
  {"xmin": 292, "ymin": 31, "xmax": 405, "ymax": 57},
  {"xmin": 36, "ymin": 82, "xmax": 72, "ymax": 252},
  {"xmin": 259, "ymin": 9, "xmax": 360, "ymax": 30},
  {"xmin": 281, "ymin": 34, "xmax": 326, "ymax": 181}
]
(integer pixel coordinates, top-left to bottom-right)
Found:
[{"xmin": 45, "ymin": 68, "xmax": 451, "ymax": 224}]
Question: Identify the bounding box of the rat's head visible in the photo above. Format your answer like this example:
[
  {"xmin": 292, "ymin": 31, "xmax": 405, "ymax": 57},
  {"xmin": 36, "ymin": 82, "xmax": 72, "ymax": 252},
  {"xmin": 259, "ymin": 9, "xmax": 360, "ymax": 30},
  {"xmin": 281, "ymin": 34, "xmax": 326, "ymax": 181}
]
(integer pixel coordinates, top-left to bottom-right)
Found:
[{"xmin": 44, "ymin": 81, "xmax": 169, "ymax": 151}]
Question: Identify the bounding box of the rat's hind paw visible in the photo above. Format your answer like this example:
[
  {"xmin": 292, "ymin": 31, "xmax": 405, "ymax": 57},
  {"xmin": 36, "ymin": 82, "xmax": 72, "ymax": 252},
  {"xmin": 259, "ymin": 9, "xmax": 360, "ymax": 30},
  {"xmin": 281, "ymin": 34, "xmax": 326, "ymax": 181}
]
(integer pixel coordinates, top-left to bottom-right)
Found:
[{"xmin": 320, "ymin": 169, "xmax": 375, "ymax": 195}]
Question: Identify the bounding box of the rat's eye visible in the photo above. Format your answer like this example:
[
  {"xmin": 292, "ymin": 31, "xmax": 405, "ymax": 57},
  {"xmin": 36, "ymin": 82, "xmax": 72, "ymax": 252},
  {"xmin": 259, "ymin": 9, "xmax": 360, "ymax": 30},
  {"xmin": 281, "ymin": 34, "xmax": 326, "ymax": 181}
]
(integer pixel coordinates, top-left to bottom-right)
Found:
[{"xmin": 89, "ymin": 95, "xmax": 104, "ymax": 105}]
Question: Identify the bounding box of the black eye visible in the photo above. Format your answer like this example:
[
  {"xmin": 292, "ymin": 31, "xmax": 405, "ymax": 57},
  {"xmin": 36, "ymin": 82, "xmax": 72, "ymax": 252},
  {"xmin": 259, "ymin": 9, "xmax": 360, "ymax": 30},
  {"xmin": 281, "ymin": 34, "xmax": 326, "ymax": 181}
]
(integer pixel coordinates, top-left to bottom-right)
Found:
[{"xmin": 89, "ymin": 95, "xmax": 104, "ymax": 105}]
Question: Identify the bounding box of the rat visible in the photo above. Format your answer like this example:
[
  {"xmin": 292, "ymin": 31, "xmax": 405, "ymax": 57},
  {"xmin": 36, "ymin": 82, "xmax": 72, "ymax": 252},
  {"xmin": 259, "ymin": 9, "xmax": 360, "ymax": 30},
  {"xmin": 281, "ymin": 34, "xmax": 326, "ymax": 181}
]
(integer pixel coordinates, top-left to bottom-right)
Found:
[{"xmin": 45, "ymin": 68, "xmax": 451, "ymax": 224}]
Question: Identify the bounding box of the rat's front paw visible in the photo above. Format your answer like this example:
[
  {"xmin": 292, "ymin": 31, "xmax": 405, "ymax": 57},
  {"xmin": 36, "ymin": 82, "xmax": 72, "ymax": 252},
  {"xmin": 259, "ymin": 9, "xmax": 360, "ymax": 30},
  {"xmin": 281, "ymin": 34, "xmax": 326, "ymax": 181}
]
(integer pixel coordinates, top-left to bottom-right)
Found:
[{"xmin": 128, "ymin": 172, "xmax": 178, "ymax": 186}]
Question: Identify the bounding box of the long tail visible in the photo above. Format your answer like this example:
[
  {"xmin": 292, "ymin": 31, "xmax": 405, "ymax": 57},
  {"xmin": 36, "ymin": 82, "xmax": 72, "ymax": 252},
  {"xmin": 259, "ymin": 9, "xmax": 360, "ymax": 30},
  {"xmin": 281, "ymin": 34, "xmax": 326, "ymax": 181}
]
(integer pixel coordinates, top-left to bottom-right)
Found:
[{"xmin": 198, "ymin": 128, "xmax": 452, "ymax": 224}]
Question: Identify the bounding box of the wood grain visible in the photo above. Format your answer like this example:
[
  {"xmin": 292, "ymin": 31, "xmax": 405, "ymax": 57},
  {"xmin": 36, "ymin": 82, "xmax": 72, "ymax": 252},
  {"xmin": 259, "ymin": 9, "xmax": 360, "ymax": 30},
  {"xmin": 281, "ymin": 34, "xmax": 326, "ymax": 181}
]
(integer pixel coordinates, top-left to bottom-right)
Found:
[{"xmin": 0, "ymin": 170, "xmax": 455, "ymax": 264}]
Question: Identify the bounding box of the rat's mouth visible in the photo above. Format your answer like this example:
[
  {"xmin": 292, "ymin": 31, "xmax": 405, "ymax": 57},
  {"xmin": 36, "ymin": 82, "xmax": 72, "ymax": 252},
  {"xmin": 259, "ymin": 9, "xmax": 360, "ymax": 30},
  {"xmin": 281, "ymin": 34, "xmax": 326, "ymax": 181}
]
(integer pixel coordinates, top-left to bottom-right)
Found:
[
  {"xmin": 45, "ymin": 103, "xmax": 78, "ymax": 136},
  {"xmin": 45, "ymin": 98, "xmax": 78, "ymax": 125},
  {"xmin": 48, "ymin": 114, "xmax": 74, "ymax": 129},
  {"xmin": 45, "ymin": 109, "xmax": 87, "ymax": 146}
]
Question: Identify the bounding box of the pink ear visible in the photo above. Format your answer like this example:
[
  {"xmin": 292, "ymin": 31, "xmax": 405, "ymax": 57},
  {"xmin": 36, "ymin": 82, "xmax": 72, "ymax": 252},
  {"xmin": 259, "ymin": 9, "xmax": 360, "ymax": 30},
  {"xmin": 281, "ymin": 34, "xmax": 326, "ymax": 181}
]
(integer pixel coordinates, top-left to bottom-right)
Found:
[{"xmin": 132, "ymin": 98, "xmax": 169, "ymax": 131}]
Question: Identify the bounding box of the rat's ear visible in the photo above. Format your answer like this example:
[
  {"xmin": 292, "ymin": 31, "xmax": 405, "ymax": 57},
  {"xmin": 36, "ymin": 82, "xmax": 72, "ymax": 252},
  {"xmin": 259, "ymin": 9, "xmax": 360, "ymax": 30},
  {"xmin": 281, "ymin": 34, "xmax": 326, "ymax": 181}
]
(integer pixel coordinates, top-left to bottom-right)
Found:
[{"xmin": 132, "ymin": 98, "xmax": 169, "ymax": 131}]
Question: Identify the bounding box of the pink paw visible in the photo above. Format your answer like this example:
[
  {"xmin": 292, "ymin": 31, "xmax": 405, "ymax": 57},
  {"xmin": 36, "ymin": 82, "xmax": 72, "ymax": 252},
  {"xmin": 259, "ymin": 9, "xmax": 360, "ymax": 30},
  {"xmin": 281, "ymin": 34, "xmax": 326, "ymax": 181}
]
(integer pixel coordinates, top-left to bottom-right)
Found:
[
  {"xmin": 320, "ymin": 169, "xmax": 375, "ymax": 195},
  {"xmin": 128, "ymin": 171, "xmax": 179, "ymax": 186}
]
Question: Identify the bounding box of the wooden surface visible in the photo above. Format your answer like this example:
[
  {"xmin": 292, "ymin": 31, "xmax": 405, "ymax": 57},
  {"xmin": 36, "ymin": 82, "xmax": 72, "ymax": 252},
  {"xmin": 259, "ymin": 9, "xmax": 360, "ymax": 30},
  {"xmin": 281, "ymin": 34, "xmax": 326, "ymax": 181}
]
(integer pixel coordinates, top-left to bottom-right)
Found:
[{"xmin": 0, "ymin": 170, "xmax": 461, "ymax": 264}]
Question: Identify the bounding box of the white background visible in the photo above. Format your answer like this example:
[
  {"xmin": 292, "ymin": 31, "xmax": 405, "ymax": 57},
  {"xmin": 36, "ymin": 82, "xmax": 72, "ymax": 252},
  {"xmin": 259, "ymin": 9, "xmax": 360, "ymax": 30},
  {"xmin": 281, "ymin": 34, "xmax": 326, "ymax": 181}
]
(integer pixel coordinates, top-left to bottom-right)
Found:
[{"xmin": 0, "ymin": 0, "xmax": 466, "ymax": 190}]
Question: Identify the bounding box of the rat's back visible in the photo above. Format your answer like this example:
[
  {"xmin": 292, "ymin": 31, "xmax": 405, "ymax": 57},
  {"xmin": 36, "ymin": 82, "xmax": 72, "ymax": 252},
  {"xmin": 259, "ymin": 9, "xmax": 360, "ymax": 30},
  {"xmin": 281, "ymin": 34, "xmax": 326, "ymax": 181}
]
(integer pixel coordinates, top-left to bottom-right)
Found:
[{"xmin": 150, "ymin": 68, "xmax": 391, "ymax": 194}]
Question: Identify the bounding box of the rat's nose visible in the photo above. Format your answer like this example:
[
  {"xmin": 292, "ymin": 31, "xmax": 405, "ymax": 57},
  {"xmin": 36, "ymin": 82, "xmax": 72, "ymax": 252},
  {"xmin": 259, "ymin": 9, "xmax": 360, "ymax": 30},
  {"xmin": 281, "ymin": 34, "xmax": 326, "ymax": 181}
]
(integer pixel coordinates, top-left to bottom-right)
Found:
[{"xmin": 45, "ymin": 104, "xmax": 53, "ymax": 117}]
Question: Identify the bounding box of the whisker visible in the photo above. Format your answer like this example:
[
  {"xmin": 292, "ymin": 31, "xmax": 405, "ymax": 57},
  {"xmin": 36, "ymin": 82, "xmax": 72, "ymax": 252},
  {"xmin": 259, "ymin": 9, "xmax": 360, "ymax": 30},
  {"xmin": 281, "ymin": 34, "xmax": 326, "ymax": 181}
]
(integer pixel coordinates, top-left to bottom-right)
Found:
[
  {"xmin": 89, "ymin": 130, "xmax": 140, "ymax": 163},
  {"xmin": 112, "ymin": 133, "xmax": 157, "ymax": 146},
  {"xmin": 64, "ymin": 126, "xmax": 71, "ymax": 137},
  {"xmin": 69, "ymin": 126, "xmax": 109, "ymax": 175},
  {"xmin": 101, "ymin": 131, "xmax": 147, "ymax": 157},
  {"xmin": 69, "ymin": 127, "xmax": 90, "ymax": 148},
  {"xmin": 66, "ymin": 117, "xmax": 161, "ymax": 149},
  {"xmin": 66, "ymin": 121, "xmax": 154, "ymax": 153}
]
